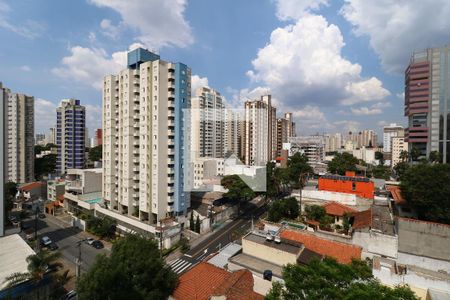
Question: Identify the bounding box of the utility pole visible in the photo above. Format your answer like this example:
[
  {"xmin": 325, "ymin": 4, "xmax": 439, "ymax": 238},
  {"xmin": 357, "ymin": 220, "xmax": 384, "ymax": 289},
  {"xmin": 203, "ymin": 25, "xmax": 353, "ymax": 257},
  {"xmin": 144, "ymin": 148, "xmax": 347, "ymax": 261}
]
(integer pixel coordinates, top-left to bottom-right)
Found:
[
  {"xmin": 76, "ymin": 239, "xmax": 87, "ymax": 278},
  {"xmin": 34, "ymin": 206, "xmax": 39, "ymax": 252}
]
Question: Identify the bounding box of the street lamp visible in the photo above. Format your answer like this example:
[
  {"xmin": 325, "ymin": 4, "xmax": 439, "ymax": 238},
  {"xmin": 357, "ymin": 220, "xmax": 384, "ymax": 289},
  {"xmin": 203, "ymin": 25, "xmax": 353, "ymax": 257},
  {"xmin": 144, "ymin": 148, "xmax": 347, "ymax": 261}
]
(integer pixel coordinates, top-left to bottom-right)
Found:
[{"xmin": 75, "ymin": 238, "xmax": 88, "ymax": 278}]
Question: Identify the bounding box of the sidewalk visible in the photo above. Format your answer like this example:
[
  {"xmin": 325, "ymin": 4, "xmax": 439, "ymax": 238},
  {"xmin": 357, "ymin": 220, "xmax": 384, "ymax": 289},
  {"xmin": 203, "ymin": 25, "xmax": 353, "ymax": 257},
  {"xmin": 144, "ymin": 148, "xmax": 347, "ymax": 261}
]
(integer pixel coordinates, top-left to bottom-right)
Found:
[{"xmin": 188, "ymin": 219, "xmax": 233, "ymax": 250}]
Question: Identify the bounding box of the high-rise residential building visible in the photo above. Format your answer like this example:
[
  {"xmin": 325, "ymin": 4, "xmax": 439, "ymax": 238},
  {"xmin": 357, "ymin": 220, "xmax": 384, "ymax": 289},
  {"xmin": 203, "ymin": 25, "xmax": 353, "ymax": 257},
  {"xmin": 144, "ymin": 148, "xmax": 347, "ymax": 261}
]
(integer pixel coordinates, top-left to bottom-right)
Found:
[
  {"xmin": 324, "ymin": 133, "xmax": 342, "ymax": 152},
  {"xmin": 191, "ymin": 87, "xmax": 225, "ymax": 158},
  {"xmin": 0, "ymin": 83, "xmax": 7, "ymax": 236},
  {"xmin": 4, "ymin": 87, "xmax": 35, "ymax": 183},
  {"xmin": 35, "ymin": 133, "xmax": 45, "ymax": 145},
  {"xmin": 223, "ymin": 108, "xmax": 243, "ymax": 159},
  {"xmin": 286, "ymin": 136, "xmax": 325, "ymax": 163},
  {"xmin": 360, "ymin": 129, "xmax": 378, "ymax": 148},
  {"xmin": 383, "ymin": 123, "xmax": 404, "ymax": 153},
  {"xmin": 45, "ymin": 127, "xmax": 56, "ymax": 145},
  {"xmin": 244, "ymin": 95, "xmax": 277, "ymax": 166},
  {"xmin": 56, "ymin": 99, "xmax": 86, "ymax": 174},
  {"xmin": 276, "ymin": 113, "xmax": 295, "ymax": 156},
  {"xmin": 405, "ymin": 45, "xmax": 450, "ymax": 162},
  {"xmin": 103, "ymin": 47, "xmax": 190, "ymax": 224},
  {"xmin": 391, "ymin": 136, "xmax": 408, "ymax": 168},
  {"xmin": 95, "ymin": 128, "xmax": 102, "ymax": 146}
]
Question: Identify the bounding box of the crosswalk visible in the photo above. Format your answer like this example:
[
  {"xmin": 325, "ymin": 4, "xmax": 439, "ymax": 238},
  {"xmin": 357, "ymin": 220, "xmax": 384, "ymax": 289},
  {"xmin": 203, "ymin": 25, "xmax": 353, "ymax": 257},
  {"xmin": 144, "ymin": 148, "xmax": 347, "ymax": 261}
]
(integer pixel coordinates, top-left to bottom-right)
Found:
[{"xmin": 168, "ymin": 257, "xmax": 194, "ymax": 274}]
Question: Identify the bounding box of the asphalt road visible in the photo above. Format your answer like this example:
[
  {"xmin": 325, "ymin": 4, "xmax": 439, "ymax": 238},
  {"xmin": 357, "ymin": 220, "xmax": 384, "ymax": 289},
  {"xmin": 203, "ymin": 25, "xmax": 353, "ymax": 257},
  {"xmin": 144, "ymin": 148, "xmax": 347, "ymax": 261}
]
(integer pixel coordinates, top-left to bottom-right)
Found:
[
  {"xmin": 20, "ymin": 214, "xmax": 109, "ymax": 275},
  {"xmin": 169, "ymin": 199, "xmax": 267, "ymax": 274}
]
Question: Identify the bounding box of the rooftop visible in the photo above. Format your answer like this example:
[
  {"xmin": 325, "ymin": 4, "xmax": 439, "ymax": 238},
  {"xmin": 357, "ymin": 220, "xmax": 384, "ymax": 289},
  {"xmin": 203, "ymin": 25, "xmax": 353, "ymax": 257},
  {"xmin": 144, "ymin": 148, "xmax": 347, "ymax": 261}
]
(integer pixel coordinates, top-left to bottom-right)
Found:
[
  {"xmin": 244, "ymin": 233, "xmax": 301, "ymax": 254},
  {"xmin": 280, "ymin": 230, "xmax": 362, "ymax": 264},
  {"xmin": 352, "ymin": 208, "xmax": 372, "ymax": 229},
  {"xmin": 320, "ymin": 174, "xmax": 370, "ymax": 183},
  {"xmin": 0, "ymin": 234, "xmax": 36, "ymax": 289},
  {"xmin": 322, "ymin": 201, "xmax": 357, "ymax": 216},
  {"xmin": 207, "ymin": 243, "xmax": 242, "ymax": 269},
  {"xmin": 386, "ymin": 185, "xmax": 406, "ymax": 205},
  {"xmin": 229, "ymin": 253, "xmax": 283, "ymax": 278},
  {"xmin": 19, "ymin": 182, "xmax": 44, "ymax": 192},
  {"xmin": 172, "ymin": 262, "xmax": 262, "ymax": 300},
  {"xmin": 371, "ymin": 205, "xmax": 396, "ymax": 235}
]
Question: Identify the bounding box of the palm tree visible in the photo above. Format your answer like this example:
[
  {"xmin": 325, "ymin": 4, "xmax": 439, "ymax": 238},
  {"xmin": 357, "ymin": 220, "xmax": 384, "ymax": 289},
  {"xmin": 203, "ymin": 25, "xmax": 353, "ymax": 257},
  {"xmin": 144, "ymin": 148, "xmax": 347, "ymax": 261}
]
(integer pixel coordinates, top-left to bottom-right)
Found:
[
  {"xmin": 399, "ymin": 150, "xmax": 409, "ymax": 162},
  {"xmin": 4, "ymin": 249, "xmax": 62, "ymax": 299}
]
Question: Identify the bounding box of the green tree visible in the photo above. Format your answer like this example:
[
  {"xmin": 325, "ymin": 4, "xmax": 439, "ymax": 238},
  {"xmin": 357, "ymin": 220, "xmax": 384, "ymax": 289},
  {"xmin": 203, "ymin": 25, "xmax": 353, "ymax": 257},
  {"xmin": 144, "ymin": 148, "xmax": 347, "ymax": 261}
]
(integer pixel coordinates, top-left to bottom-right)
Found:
[
  {"xmin": 265, "ymin": 162, "xmax": 280, "ymax": 198},
  {"xmin": 375, "ymin": 151, "xmax": 384, "ymax": 165},
  {"xmin": 370, "ymin": 165, "xmax": 391, "ymax": 180},
  {"xmin": 343, "ymin": 213, "xmax": 351, "ymax": 234},
  {"xmin": 305, "ymin": 205, "xmax": 326, "ymax": 221},
  {"xmin": 89, "ymin": 145, "xmax": 103, "ymax": 162},
  {"xmin": 287, "ymin": 153, "xmax": 312, "ymax": 189},
  {"xmin": 267, "ymin": 197, "xmax": 299, "ymax": 222},
  {"xmin": 394, "ymin": 161, "xmax": 410, "ymax": 179},
  {"xmin": 410, "ymin": 147, "xmax": 421, "ymax": 162},
  {"xmin": 77, "ymin": 234, "xmax": 177, "ymax": 300},
  {"xmin": 189, "ymin": 211, "xmax": 194, "ymax": 231},
  {"xmin": 4, "ymin": 249, "xmax": 64, "ymax": 300},
  {"xmin": 400, "ymin": 164, "xmax": 450, "ymax": 224},
  {"xmin": 221, "ymin": 175, "xmax": 255, "ymax": 213},
  {"xmin": 399, "ymin": 150, "xmax": 409, "ymax": 162},
  {"xmin": 4, "ymin": 181, "xmax": 17, "ymax": 215},
  {"xmin": 266, "ymin": 258, "xmax": 418, "ymax": 300},
  {"xmin": 328, "ymin": 152, "xmax": 358, "ymax": 175},
  {"xmin": 429, "ymin": 151, "xmax": 442, "ymax": 163},
  {"xmin": 86, "ymin": 215, "xmax": 116, "ymax": 239},
  {"xmin": 195, "ymin": 215, "xmax": 201, "ymax": 233},
  {"xmin": 35, "ymin": 154, "xmax": 57, "ymax": 180}
]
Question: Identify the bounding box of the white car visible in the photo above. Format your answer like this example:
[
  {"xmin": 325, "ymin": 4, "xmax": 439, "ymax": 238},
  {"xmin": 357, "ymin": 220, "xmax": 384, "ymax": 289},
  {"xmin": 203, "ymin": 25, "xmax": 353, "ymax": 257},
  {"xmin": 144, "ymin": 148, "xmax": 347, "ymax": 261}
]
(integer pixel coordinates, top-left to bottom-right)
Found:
[
  {"xmin": 41, "ymin": 236, "xmax": 52, "ymax": 247},
  {"xmin": 85, "ymin": 238, "xmax": 95, "ymax": 245}
]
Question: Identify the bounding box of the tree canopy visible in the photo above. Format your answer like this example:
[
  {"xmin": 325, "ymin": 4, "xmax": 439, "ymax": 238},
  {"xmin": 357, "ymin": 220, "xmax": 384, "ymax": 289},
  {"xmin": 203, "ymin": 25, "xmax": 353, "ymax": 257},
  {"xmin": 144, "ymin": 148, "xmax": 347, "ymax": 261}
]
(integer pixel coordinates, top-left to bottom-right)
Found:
[
  {"xmin": 266, "ymin": 258, "xmax": 418, "ymax": 300},
  {"xmin": 221, "ymin": 174, "xmax": 256, "ymax": 205},
  {"xmin": 89, "ymin": 145, "xmax": 102, "ymax": 162},
  {"xmin": 35, "ymin": 154, "xmax": 57, "ymax": 180},
  {"xmin": 77, "ymin": 234, "xmax": 177, "ymax": 300},
  {"xmin": 327, "ymin": 152, "xmax": 358, "ymax": 175},
  {"xmin": 4, "ymin": 181, "xmax": 17, "ymax": 215},
  {"xmin": 267, "ymin": 197, "xmax": 299, "ymax": 222},
  {"xmin": 400, "ymin": 164, "xmax": 450, "ymax": 224},
  {"xmin": 287, "ymin": 153, "xmax": 312, "ymax": 189}
]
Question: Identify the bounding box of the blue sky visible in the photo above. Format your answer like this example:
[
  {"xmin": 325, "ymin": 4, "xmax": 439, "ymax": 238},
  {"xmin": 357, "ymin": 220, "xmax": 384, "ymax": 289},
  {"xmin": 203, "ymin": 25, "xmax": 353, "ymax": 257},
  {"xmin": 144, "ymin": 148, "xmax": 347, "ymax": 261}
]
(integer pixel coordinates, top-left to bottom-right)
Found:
[{"xmin": 1, "ymin": 0, "xmax": 450, "ymax": 139}]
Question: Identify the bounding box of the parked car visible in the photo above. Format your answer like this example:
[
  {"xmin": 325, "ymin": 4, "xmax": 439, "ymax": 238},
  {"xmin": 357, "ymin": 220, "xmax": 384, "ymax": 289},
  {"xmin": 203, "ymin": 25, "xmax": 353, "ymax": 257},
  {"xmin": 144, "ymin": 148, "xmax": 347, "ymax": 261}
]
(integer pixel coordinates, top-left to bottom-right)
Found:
[
  {"xmin": 9, "ymin": 216, "xmax": 19, "ymax": 226},
  {"xmin": 92, "ymin": 240, "xmax": 104, "ymax": 249},
  {"xmin": 38, "ymin": 213, "xmax": 46, "ymax": 219},
  {"xmin": 24, "ymin": 228, "xmax": 35, "ymax": 241},
  {"xmin": 41, "ymin": 236, "xmax": 52, "ymax": 247},
  {"xmin": 48, "ymin": 243, "xmax": 58, "ymax": 251},
  {"xmin": 85, "ymin": 238, "xmax": 95, "ymax": 245}
]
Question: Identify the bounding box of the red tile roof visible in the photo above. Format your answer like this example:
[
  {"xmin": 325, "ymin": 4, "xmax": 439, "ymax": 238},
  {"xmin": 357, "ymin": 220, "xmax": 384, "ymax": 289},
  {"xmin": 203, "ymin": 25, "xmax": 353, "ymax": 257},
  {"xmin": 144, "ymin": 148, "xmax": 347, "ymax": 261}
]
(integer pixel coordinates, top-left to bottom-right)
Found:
[
  {"xmin": 280, "ymin": 230, "xmax": 362, "ymax": 264},
  {"xmin": 386, "ymin": 185, "xmax": 406, "ymax": 205},
  {"xmin": 19, "ymin": 182, "xmax": 43, "ymax": 192},
  {"xmin": 172, "ymin": 262, "xmax": 263, "ymax": 300},
  {"xmin": 322, "ymin": 202, "xmax": 357, "ymax": 216},
  {"xmin": 352, "ymin": 209, "xmax": 372, "ymax": 229}
]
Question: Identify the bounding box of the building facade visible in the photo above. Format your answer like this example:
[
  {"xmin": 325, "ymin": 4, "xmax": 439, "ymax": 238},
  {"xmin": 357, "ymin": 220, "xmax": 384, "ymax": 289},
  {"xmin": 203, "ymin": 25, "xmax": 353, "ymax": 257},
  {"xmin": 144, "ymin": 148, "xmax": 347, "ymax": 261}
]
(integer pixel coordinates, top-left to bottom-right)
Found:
[
  {"xmin": 286, "ymin": 135, "xmax": 325, "ymax": 163},
  {"xmin": 383, "ymin": 123, "xmax": 404, "ymax": 153},
  {"xmin": 276, "ymin": 113, "xmax": 295, "ymax": 157},
  {"xmin": 404, "ymin": 46, "xmax": 450, "ymax": 162},
  {"xmin": 0, "ymin": 83, "xmax": 35, "ymax": 184},
  {"xmin": 191, "ymin": 87, "xmax": 225, "ymax": 158},
  {"xmin": 244, "ymin": 95, "xmax": 277, "ymax": 166},
  {"xmin": 391, "ymin": 137, "xmax": 408, "ymax": 167},
  {"xmin": 318, "ymin": 171, "xmax": 374, "ymax": 199},
  {"xmin": 0, "ymin": 83, "xmax": 6, "ymax": 236},
  {"xmin": 95, "ymin": 128, "xmax": 102, "ymax": 146},
  {"xmin": 103, "ymin": 47, "xmax": 190, "ymax": 225},
  {"xmin": 324, "ymin": 133, "xmax": 343, "ymax": 153},
  {"xmin": 223, "ymin": 108, "xmax": 243, "ymax": 159},
  {"xmin": 56, "ymin": 99, "xmax": 86, "ymax": 174}
]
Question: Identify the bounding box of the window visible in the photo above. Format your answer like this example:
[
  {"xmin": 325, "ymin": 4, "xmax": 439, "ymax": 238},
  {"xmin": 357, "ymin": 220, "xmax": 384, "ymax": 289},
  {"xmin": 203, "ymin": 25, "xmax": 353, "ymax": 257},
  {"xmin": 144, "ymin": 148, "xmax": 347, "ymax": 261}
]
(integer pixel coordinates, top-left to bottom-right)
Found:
[{"xmin": 352, "ymin": 182, "xmax": 356, "ymax": 191}]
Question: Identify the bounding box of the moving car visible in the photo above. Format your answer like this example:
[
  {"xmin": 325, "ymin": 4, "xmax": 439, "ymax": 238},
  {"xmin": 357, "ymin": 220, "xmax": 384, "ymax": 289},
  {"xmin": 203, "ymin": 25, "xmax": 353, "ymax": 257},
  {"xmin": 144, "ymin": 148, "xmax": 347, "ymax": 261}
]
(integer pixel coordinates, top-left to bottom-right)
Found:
[{"xmin": 92, "ymin": 240, "xmax": 104, "ymax": 249}]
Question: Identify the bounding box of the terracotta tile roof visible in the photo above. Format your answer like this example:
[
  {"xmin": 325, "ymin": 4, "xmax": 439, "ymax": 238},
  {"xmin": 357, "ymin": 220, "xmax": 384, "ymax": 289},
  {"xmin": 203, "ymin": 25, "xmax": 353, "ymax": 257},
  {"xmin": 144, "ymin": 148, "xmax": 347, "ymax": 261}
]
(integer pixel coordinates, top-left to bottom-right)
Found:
[
  {"xmin": 172, "ymin": 262, "xmax": 263, "ymax": 300},
  {"xmin": 280, "ymin": 230, "xmax": 362, "ymax": 264},
  {"xmin": 322, "ymin": 202, "xmax": 357, "ymax": 216},
  {"xmin": 386, "ymin": 185, "xmax": 406, "ymax": 205},
  {"xmin": 352, "ymin": 209, "xmax": 372, "ymax": 229},
  {"xmin": 19, "ymin": 182, "xmax": 43, "ymax": 192}
]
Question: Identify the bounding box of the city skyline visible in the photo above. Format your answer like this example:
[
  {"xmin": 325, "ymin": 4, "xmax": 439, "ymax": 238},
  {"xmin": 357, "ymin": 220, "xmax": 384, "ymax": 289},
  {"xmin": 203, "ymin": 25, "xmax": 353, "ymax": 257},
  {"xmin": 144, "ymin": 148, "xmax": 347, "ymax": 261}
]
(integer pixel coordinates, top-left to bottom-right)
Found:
[{"xmin": 2, "ymin": 1, "xmax": 450, "ymax": 136}]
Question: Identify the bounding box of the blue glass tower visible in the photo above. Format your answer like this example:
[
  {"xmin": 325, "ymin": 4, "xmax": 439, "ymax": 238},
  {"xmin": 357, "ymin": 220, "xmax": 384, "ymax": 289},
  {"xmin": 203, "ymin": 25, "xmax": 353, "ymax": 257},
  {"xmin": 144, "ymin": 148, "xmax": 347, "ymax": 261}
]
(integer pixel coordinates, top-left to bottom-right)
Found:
[{"xmin": 56, "ymin": 99, "xmax": 86, "ymax": 174}]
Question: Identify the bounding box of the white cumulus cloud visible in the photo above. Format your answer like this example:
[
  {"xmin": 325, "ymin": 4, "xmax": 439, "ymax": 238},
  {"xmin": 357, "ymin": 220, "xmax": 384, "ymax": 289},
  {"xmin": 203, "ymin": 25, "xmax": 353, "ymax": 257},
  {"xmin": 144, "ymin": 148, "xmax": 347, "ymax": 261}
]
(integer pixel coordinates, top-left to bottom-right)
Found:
[
  {"xmin": 191, "ymin": 75, "xmax": 209, "ymax": 94},
  {"xmin": 350, "ymin": 106, "xmax": 382, "ymax": 116},
  {"xmin": 247, "ymin": 14, "xmax": 390, "ymax": 109},
  {"xmin": 275, "ymin": 0, "xmax": 329, "ymax": 20},
  {"xmin": 89, "ymin": 0, "xmax": 193, "ymax": 49},
  {"xmin": 35, "ymin": 98, "xmax": 57, "ymax": 133},
  {"xmin": 341, "ymin": 0, "xmax": 450, "ymax": 73},
  {"xmin": 52, "ymin": 43, "xmax": 144, "ymax": 89}
]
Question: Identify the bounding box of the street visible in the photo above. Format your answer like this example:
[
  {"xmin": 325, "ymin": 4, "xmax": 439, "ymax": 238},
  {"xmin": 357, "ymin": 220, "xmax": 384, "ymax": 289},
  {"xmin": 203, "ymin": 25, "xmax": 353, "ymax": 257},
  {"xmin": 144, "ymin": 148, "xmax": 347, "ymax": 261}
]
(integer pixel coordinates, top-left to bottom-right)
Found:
[
  {"xmin": 20, "ymin": 213, "xmax": 110, "ymax": 275},
  {"xmin": 168, "ymin": 200, "xmax": 267, "ymax": 274}
]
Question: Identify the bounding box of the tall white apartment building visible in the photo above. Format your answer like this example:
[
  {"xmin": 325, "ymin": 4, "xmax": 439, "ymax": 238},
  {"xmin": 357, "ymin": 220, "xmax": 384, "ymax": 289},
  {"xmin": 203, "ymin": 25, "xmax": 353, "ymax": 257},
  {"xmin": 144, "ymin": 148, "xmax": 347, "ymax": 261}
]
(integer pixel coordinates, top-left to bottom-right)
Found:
[
  {"xmin": 224, "ymin": 108, "xmax": 243, "ymax": 159},
  {"xmin": 324, "ymin": 133, "xmax": 342, "ymax": 152},
  {"xmin": 244, "ymin": 95, "xmax": 277, "ymax": 166},
  {"xmin": 2, "ymin": 84, "xmax": 34, "ymax": 183},
  {"xmin": 276, "ymin": 113, "xmax": 296, "ymax": 156},
  {"xmin": 383, "ymin": 123, "xmax": 404, "ymax": 153},
  {"xmin": 0, "ymin": 83, "xmax": 7, "ymax": 236},
  {"xmin": 391, "ymin": 137, "xmax": 408, "ymax": 168},
  {"xmin": 103, "ymin": 48, "xmax": 191, "ymax": 225},
  {"xmin": 191, "ymin": 87, "xmax": 224, "ymax": 158}
]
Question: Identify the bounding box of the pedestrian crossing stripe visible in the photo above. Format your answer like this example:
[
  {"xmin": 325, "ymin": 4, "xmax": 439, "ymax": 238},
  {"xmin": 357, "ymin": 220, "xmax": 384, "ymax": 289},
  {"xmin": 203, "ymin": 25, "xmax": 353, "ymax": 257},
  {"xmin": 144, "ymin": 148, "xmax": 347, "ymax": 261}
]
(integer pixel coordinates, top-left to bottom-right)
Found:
[{"xmin": 168, "ymin": 258, "xmax": 193, "ymax": 274}]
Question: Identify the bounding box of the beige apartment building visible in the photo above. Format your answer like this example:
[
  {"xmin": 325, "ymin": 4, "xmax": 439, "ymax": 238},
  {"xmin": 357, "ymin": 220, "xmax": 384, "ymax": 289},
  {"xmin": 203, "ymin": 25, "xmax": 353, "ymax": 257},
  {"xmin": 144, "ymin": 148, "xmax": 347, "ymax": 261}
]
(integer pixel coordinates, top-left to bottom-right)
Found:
[{"xmin": 391, "ymin": 136, "xmax": 408, "ymax": 167}]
